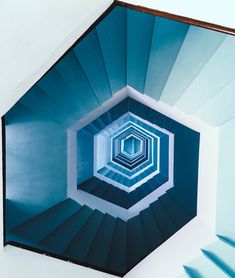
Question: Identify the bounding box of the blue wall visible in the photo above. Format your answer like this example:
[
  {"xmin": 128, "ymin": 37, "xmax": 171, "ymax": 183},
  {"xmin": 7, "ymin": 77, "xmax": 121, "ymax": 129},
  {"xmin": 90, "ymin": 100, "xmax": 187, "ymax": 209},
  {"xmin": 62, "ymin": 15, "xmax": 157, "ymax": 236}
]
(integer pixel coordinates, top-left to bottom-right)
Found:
[{"xmin": 5, "ymin": 103, "xmax": 67, "ymax": 230}]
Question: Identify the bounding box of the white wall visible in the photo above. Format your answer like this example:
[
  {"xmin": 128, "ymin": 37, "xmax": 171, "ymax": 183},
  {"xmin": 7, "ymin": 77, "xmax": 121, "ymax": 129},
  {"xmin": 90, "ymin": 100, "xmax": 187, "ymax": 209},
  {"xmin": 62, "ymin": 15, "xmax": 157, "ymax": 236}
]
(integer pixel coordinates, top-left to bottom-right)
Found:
[
  {"xmin": 1, "ymin": 0, "xmax": 235, "ymax": 277},
  {"xmin": 0, "ymin": 0, "xmax": 113, "ymax": 117}
]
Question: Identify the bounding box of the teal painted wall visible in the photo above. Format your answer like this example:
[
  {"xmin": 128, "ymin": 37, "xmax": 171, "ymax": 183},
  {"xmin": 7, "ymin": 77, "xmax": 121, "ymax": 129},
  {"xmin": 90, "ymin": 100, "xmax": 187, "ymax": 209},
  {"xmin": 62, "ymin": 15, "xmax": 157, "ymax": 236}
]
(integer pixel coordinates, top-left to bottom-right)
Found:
[{"xmin": 5, "ymin": 103, "xmax": 67, "ymax": 230}]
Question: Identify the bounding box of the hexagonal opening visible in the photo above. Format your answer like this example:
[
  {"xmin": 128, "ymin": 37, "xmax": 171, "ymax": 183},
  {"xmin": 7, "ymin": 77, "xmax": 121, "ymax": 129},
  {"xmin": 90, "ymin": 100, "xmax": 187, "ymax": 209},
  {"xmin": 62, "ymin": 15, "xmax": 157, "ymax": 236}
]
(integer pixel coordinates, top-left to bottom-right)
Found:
[{"xmin": 121, "ymin": 135, "xmax": 142, "ymax": 157}]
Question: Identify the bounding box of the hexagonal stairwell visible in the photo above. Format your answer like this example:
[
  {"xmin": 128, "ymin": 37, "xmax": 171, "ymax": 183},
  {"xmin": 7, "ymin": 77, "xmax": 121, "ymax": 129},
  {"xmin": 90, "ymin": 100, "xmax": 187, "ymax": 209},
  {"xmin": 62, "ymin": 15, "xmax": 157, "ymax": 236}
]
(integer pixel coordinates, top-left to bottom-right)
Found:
[{"xmin": 3, "ymin": 3, "xmax": 205, "ymax": 277}]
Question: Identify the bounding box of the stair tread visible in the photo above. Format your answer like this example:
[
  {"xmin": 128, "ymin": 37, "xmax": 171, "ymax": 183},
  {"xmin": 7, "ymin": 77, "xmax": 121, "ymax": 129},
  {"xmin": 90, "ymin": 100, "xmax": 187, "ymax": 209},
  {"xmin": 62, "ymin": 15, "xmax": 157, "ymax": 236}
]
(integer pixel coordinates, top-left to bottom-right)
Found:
[
  {"xmin": 63, "ymin": 210, "xmax": 104, "ymax": 262},
  {"xmin": 127, "ymin": 215, "xmax": 147, "ymax": 270},
  {"xmin": 150, "ymin": 200, "xmax": 177, "ymax": 239},
  {"xmin": 10, "ymin": 199, "xmax": 80, "ymax": 243},
  {"xmin": 185, "ymin": 254, "xmax": 228, "ymax": 278},
  {"xmin": 127, "ymin": 9, "xmax": 155, "ymax": 93},
  {"xmin": 39, "ymin": 205, "xmax": 93, "ymax": 254},
  {"xmin": 85, "ymin": 214, "xmax": 116, "ymax": 268},
  {"xmin": 202, "ymin": 239, "xmax": 235, "ymax": 277},
  {"xmin": 56, "ymin": 50, "xmax": 99, "ymax": 112},
  {"xmin": 74, "ymin": 29, "xmax": 112, "ymax": 104},
  {"xmin": 145, "ymin": 18, "xmax": 189, "ymax": 100},
  {"xmin": 140, "ymin": 207, "xmax": 163, "ymax": 252},
  {"xmin": 106, "ymin": 218, "xmax": 127, "ymax": 274},
  {"xmin": 159, "ymin": 191, "xmax": 192, "ymax": 228},
  {"xmin": 96, "ymin": 6, "xmax": 127, "ymax": 93}
]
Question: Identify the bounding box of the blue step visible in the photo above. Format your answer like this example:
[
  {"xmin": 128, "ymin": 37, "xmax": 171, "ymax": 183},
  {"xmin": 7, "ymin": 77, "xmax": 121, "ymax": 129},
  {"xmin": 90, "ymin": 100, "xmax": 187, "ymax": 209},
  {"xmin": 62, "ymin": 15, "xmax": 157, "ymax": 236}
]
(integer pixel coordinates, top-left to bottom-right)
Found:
[
  {"xmin": 159, "ymin": 194, "xmax": 192, "ymax": 228},
  {"xmin": 37, "ymin": 69, "xmax": 82, "ymax": 124},
  {"xmin": 10, "ymin": 199, "xmax": 80, "ymax": 243},
  {"xmin": 39, "ymin": 205, "xmax": 93, "ymax": 253},
  {"xmin": 73, "ymin": 29, "xmax": 112, "ymax": 103},
  {"xmin": 64, "ymin": 210, "xmax": 104, "ymax": 262},
  {"xmin": 109, "ymin": 98, "xmax": 129, "ymax": 121},
  {"xmin": 83, "ymin": 123, "xmax": 100, "ymax": 135},
  {"xmin": 96, "ymin": 6, "xmax": 127, "ymax": 93},
  {"xmin": 128, "ymin": 97, "xmax": 170, "ymax": 127},
  {"xmin": 92, "ymin": 117, "xmax": 107, "ymax": 131},
  {"xmin": 78, "ymin": 173, "xmax": 167, "ymax": 209},
  {"xmin": 85, "ymin": 214, "xmax": 116, "ymax": 268},
  {"xmin": 127, "ymin": 8, "xmax": 155, "ymax": 93},
  {"xmin": 167, "ymin": 187, "xmax": 197, "ymax": 216},
  {"xmin": 20, "ymin": 87, "xmax": 71, "ymax": 127},
  {"xmin": 106, "ymin": 218, "xmax": 127, "ymax": 274},
  {"xmin": 100, "ymin": 111, "xmax": 113, "ymax": 126},
  {"xmin": 140, "ymin": 207, "xmax": 163, "ymax": 252},
  {"xmin": 78, "ymin": 177, "xmax": 102, "ymax": 192},
  {"xmin": 127, "ymin": 215, "xmax": 147, "ymax": 269},
  {"xmin": 145, "ymin": 17, "xmax": 189, "ymax": 100},
  {"xmin": 150, "ymin": 201, "xmax": 177, "ymax": 240},
  {"xmin": 55, "ymin": 50, "xmax": 100, "ymax": 112}
]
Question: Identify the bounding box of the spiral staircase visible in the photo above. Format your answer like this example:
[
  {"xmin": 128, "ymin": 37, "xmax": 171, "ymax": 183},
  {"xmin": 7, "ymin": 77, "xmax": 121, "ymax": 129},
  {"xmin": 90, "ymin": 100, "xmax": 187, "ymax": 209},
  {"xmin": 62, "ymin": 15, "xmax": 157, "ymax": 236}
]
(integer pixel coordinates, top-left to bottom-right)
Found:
[{"xmin": 3, "ymin": 3, "xmax": 235, "ymax": 278}]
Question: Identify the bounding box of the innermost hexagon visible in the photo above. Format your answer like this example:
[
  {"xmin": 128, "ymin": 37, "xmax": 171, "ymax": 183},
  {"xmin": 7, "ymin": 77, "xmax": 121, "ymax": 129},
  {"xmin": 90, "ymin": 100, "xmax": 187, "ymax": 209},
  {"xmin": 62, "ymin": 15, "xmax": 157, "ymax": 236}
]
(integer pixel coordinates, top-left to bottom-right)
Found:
[
  {"xmin": 121, "ymin": 135, "xmax": 143, "ymax": 159},
  {"xmin": 94, "ymin": 112, "xmax": 169, "ymax": 192}
]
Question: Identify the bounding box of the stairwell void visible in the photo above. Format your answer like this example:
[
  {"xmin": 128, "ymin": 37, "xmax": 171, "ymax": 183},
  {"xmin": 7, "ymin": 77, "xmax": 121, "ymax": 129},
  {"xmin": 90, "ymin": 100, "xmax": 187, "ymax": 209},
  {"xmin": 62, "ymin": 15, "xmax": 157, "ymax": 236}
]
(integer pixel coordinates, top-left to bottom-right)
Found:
[{"xmin": 2, "ymin": 2, "xmax": 235, "ymax": 277}]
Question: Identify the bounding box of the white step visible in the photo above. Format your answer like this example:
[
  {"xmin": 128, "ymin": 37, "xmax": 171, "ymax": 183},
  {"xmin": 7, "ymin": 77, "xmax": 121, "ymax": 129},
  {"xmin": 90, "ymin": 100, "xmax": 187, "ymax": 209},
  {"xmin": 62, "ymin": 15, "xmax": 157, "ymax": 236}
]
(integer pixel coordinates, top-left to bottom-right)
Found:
[
  {"xmin": 160, "ymin": 26, "xmax": 226, "ymax": 105},
  {"xmin": 184, "ymin": 254, "xmax": 227, "ymax": 278},
  {"xmin": 195, "ymin": 77, "xmax": 235, "ymax": 126},
  {"xmin": 176, "ymin": 35, "xmax": 235, "ymax": 114},
  {"xmin": 202, "ymin": 239, "xmax": 235, "ymax": 276}
]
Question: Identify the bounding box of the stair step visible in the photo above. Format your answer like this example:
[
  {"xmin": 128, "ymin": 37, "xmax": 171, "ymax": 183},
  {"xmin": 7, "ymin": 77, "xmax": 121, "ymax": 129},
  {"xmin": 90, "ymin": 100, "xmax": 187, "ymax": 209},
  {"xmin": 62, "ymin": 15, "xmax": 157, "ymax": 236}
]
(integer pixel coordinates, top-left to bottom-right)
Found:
[
  {"xmin": 150, "ymin": 201, "xmax": 177, "ymax": 240},
  {"xmin": 145, "ymin": 17, "xmax": 188, "ymax": 100},
  {"xmin": 20, "ymin": 86, "xmax": 71, "ymax": 127},
  {"xmin": 63, "ymin": 210, "xmax": 104, "ymax": 262},
  {"xmin": 106, "ymin": 218, "xmax": 127, "ymax": 274},
  {"xmin": 10, "ymin": 199, "xmax": 80, "ymax": 243},
  {"xmin": 217, "ymin": 235, "xmax": 235, "ymax": 248},
  {"xmin": 109, "ymin": 98, "xmax": 129, "ymax": 122},
  {"xmin": 161, "ymin": 26, "xmax": 226, "ymax": 106},
  {"xmin": 176, "ymin": 35, "xmax": 235, "ymax": 114},
  {"xmin": 39, "ymin": 205, "xmax": 93, "ymax": 254},
  {"xmin": 78, "ymin": 177, "xmax": 102, "ymax": 192},
  {"xmin": 100, "ymin": 111, "xmax": 113, "ymax": 126},
  {"xmin": 56, "ymin": 50, "xmax": 99, "ymax": 112},
  {"xmin": 183, "ymin": 266, "xmax": 204, "ymax": 278},
  {"xmin": 167, "ymin": 187, "xmax": 197, "ymax": 216},
  {"xmin": 127, "ymin": 8, "xmax": 155, "ymax": 93},
  {"xmin": 85, "ymin": 214, "xmax": 116, "ymax": 268},
  {"xmin": 127, "ymin": 215, "xmax": 147, "ymax": 269},
  {"xmin": 37, "ymin": 69, "xmax": 81, "ymax": 124},
  {"xmin": 140, "ymin": 207, "xmax": 163, "ymax": 252},
  {"xmin": 196, "ymin": 77, "xmax": 235, "ymax": 126},
  {"xmin": 73, "ymin": 29, "xmax": 112, "ymax": 103},
  {"xmin": 159, "ymin": 194, "xmax": 192, "ymax": 228},
  {"xmin": 184, "ymin": 255, "xmax": 228, "ymax": 278},
  {"xmin": 202, "ymin": 239, "xmax": 235, "ymax": 277},
  {"xmin": 96, "ymin": 6, "xmax": 127, "ymax": 93}
]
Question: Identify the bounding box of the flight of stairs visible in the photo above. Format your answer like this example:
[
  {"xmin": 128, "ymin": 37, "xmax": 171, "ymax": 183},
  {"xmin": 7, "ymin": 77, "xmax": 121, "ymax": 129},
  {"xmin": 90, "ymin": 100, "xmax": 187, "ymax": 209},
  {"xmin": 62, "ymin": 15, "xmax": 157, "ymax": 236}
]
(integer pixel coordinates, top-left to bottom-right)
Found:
[
  {"xmin": 4, "ymin": 3, "xmax": 235, "ymax": 277},
  {"xmin": 7, "ymin": 197, "xmax": 194, "ymax": 276},
  {"xmin": 182, "ymin": 237, "xmax": 235, "ymax": 278}
]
